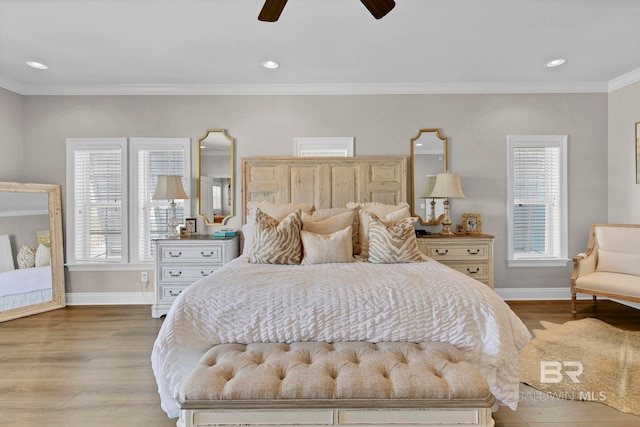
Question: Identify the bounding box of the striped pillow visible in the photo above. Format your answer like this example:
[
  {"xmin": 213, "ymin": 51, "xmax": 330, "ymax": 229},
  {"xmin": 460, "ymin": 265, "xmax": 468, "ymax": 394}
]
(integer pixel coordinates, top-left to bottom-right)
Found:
[
  {"xmin": 249, "ymin": 209, "xmax": 303, "ymax": 265},
  {"xmin": 366, "ymin": 212, "xmax": 425, "ymax": 264}
]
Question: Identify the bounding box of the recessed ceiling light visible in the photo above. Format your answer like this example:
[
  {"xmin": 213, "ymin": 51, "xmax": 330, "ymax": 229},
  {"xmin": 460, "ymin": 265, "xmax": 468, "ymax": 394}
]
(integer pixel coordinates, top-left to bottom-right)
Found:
[
  {"xmin": 546, "ymin": 59, "xmax": 566, "ymax": 68},
  {"xmin": 415, "ymin": 143, "xmax": 423, "ymax": 147},
  {"xmin": 262, "ymin": 60, "xmax": 279, "ymax": 69},
  {"xmin": 27, "ymin": 61, "xmax": 48, "ymax": 70}
]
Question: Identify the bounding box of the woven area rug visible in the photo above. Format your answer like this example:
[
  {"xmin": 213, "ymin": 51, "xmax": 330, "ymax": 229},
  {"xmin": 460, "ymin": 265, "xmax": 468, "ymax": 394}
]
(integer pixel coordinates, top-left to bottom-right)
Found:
[{"xmin": 519, "ymin": 318, "xmax": 640, "ymax": 416}]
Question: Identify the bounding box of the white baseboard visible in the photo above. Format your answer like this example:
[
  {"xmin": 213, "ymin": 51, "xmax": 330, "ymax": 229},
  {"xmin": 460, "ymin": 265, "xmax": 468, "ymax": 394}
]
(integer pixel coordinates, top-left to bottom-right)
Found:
[
  {"xmin": 66, "ymin": 292, "xmax": 153, "ymax": 305},
  {"xmin": 495, "ymin": 287, "xmax": 582, "ymax": 301}
]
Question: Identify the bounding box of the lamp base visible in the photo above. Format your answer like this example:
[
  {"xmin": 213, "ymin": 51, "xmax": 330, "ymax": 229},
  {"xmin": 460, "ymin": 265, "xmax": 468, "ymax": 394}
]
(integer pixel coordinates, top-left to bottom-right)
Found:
[
  {"xmin": 165, "ymin": 200, "xmax": 180, "ymax": 239},
  {"xmin": 440, "ymin": 199, "xmax": 454, "ymax": 235}
]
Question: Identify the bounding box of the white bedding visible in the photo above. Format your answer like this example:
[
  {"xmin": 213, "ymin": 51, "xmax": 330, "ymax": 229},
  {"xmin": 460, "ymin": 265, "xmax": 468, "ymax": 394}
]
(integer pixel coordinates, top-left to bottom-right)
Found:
[
  {"xmin": 0, "ymin": 266, "xmax": 53, "ymax": 311},
  {"xmin": 152, "ymin": 255, "xmax": 531, "ymax": 418}
]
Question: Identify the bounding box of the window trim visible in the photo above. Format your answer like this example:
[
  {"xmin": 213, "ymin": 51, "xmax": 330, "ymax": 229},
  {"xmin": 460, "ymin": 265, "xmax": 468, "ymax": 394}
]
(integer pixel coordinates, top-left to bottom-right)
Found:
[
  {"xmin": 129, "ymin": 137, "xmax": 191, "ymax": 264},
  {"xmin": 66, "ymin": 138, "xmax": 129, "ymax": 268},
  {"xmin": 506, "ymin": 135, "xmax": 569, "ymax": 267}
]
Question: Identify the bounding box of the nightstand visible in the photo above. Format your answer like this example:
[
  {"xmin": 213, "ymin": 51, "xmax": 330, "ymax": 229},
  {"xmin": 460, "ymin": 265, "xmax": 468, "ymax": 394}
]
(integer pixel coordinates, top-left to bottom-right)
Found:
[
  {"xmin": 151, "ymin": 235, "xmax": 239, "ymax": 318},
  {"xmin": 417, "ymin": 234, "xmax": 495, "ymax": 289}
]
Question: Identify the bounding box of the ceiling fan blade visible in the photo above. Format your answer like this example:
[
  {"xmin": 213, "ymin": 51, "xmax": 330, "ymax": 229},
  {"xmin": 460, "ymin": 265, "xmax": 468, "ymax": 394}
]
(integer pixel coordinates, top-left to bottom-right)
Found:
[
  {"xmin": 258, "ymin": 0, "xmax": 288, "ymax": 22},
  {"xmin": 360, "ymin": 0, "xmax": 395, "ymax": 19}
]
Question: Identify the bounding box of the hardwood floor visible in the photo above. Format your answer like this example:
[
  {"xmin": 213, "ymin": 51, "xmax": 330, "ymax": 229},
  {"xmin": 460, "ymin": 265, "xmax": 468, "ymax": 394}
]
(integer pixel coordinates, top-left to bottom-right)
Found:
[{"xmin": 0, "ymin": 300, "xmax": 638, "ymax": 427}]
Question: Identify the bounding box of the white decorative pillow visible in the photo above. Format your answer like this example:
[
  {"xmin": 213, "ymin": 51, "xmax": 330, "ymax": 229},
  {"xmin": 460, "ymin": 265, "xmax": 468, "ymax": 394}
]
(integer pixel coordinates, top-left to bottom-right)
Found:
[
  {"xmin": 17, "ymin": 245, "xmax": 36, "ymax": 269},
  {"xmin": 596, "ymin": 249, "xmax": 640, "ymax": 276},
  {"xmin": 301, "ymin": 226, "xmax": 354, "ymax": 265},
  {"xmin": 249, "ymin": 209, "xmax": 303, "ymax": 265},
  {"xmin": 241, "ymin": 223, "xmax": 253, "ymax": 255},
  {"xmin": 304, "ymin": 207, "xmax": 358, "ymax": 255},
  {"xmin": 247, "ymin": 201, "xmax": 314, "ymax": 222},
  {"xmin": 347, "ymin": 202, "xmax": 411, "ymax": 258},
  {"xmin": 35, "ymin": 243, "xmax": 51, "ymax": 267},
  {"xmin": 366, "ymin": 213, "xmax": 424, "ymax": 264}
]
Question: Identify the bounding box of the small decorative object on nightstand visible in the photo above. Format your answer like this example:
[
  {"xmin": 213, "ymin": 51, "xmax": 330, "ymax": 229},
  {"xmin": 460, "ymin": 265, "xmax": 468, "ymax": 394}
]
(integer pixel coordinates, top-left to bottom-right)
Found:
[
  {"xmin": 417, "ymin": 233, "xmax": 495, "ymax": 289},
  {"xmin": 151, "ymin": 235, "xmax": 239, "ymax": 317}
]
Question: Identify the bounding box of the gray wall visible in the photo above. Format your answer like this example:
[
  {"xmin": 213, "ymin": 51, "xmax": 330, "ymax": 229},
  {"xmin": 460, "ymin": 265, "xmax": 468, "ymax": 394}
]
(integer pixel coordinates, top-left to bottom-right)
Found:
[
  {"xmin": 3, "ymin": 92, "xmax": 609, "ymax": 294},
  {"xmin": 608, "ymin": 80, "xmax": 640, "ymax": 223},
  {"xmin": 0, "ymin": 88, "xmax": 24, "ymax": 181}
]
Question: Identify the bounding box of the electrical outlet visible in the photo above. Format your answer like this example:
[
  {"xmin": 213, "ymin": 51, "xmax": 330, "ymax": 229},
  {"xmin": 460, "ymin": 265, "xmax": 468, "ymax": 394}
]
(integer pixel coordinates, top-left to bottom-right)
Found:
[{"xmin": 140, "ymin": 271, "xmax": 149, "ymax": 285}]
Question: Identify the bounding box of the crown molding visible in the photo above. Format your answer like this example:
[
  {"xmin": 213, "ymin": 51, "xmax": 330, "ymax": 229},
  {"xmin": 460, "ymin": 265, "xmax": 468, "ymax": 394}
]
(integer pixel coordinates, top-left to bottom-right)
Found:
[
  {"xmin": 0, "ymin": 75, "xmax": 24, "ymax": 94},
  {"xmin": 5, "ymin": 81, "xmax": 608, "ymax": 96},
  {"xmin": 608, "ymin": 67, "xmax": 640, "ymax": 92}
]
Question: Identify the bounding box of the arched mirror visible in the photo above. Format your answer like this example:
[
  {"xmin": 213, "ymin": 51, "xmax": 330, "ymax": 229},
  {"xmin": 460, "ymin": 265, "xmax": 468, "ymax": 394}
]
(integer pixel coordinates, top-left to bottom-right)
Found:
[
  {"xmin": 197, "ymin": 129, "xmax": 235, "ymax": 225},
  {"xmin": 410, "ymin": 129, "xmax": 448, "ymax": 225},
  {"xmin": 0, "ymin": 182, "xmax": 66, "ymax": 322}
]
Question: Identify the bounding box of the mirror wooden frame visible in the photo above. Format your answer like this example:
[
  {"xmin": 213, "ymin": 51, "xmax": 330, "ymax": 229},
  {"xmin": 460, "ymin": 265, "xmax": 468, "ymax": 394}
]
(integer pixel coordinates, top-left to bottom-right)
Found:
[
  {"xmin": 410, "ymin": 129, "xmax": 449, "ymax": 226},
  {"xmin": 197, "ymin": 129, "xmax": 235, "ymax": 226},
  {"xmin": 0, "ymin": 182, "xmax": 66, "ymax": 322}
]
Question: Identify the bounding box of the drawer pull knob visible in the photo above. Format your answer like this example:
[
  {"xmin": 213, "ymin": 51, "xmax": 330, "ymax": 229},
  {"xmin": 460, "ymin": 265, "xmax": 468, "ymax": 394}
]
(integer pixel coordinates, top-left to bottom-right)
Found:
[
  {"xmin": 200, "ymin": 270, "xmax": 214, "ymax": 276},
  {"xmin": 201, "ymin": 251, "xmax": 215, "ymax": 258},
  {"xmin": 168, "ymin": 271, "xmax": 182, "ymax": 277},
  {"xmin": 168, "ymin": 251, "xmax": 182, "ymax": 258},
  {"xmin": 435, "ymin": 249, "xmax": 448, "ymax": 256},
  {"xmin": 467, "ymin": 249, "xmax": 480, "ymax": 255},
  {"xmin": 168, "ymin": 289, "xmax": 182, "ymax": 297},
  {"xmin": 467, "ymin": 268, "xmax": 480, "ymax": 274}
]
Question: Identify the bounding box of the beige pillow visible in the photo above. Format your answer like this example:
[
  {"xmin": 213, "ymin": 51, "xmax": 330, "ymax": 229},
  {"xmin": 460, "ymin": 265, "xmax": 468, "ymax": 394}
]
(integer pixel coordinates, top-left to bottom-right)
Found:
[
  {"xmin": 249, "ymin": 209, "xmax": 303, "ymax": 265},
  {"xmin": 366, "ymin": 213, "xmax": 424, "ymax": 264},
  {"xmin": 301, "ymin": 226, "xmax": 354, "ymax": 265},
  {"xmin": 247, "ymin": 201, "xmax": 314, "ymax": 221},
  {"xmin": 596, "ymin": 249, "xmax": 640, "ymax": 276},
  {"xmin": 304, "ymin": 207, "xmax": 359, "ymax": 255},
  {"xmin": 17, "ymin": 245, "xmax": 36, "ymax": 269},
  {"xmin": 347, "ymin": 202, "xmax": 411, "ymax": 258},
  {"xmin": 35, "ymin": 243, "xmax": 51, "ymax": 267}
]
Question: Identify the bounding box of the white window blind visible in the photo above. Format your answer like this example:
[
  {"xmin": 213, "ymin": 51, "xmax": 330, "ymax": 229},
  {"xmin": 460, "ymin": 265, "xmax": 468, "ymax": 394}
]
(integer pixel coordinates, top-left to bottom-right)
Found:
[
  {"xmin": 507, "ymin": 135, "xmax": 568, "ymax": 267},
  {"xmin": 67, "ymin": 139, "xmax": 128, "ymax": 263}
]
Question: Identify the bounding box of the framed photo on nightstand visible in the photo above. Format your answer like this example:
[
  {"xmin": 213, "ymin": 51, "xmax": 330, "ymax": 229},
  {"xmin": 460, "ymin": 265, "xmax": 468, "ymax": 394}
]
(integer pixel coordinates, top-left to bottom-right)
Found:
[{"xmin": 461, "ymin": 213, "xmax": 482, "ymax": 234}]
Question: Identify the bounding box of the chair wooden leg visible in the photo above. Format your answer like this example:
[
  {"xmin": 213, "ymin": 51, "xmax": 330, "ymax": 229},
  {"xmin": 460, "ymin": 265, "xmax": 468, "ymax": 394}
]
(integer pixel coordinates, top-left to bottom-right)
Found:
[
  {"xmin": 592, "ymin": 295, "xmax": 598, "ymax": 307},
  {"xmin": 571, "ymin": 291, "xmax": 577, "ymax": 317}
]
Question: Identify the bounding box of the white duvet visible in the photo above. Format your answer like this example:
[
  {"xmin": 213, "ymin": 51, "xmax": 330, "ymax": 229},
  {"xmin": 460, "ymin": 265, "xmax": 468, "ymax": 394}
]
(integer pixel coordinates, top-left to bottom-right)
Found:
[{"xmin": 152, "ymin": 255, "xmax": 531, "ymax": 418}]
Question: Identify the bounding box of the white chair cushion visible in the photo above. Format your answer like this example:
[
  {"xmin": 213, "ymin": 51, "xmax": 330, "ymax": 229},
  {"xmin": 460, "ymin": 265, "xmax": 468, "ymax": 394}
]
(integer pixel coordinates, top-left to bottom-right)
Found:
[{"xmin": 575, "ymin": 272, "xmax": 640, "ymax": 299}]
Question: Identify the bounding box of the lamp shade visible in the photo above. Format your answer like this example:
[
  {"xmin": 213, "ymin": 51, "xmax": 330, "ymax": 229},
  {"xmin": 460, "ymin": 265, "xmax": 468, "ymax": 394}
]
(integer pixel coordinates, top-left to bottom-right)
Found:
[
  {"xmin": 418, "ymin": 175, "xmax": 438, "ymax": 198},
  {"xmin": 429, "ymin": 173, "xmax": 465, "ymax": 198},
  {"xmin": 152, "ymin": 175, "xmax": 188, "ymax": 200}
]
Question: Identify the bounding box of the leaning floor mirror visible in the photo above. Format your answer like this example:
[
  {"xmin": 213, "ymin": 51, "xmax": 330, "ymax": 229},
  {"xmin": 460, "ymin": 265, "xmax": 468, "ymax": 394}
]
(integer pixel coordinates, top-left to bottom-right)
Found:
[{"xmin": 0, "ymin": 182, "xmax": 66, "ymax": 322}]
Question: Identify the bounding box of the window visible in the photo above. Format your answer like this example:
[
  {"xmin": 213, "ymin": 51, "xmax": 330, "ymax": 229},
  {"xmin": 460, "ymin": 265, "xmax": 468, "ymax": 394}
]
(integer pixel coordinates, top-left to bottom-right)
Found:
[
  {"xmin": 66, "ymin": 138, "xmax": 191, "ymax": 269},
  {"xmin": 507, "ymin": 135, "xmax": 568, "ymax": 267}
]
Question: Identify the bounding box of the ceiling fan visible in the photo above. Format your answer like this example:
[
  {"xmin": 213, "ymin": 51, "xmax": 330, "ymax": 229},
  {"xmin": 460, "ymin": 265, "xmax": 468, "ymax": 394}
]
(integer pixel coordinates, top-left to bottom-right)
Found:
[{"xmin": 258, "ymin": 0, "xmax": 396, "ymax": 22}]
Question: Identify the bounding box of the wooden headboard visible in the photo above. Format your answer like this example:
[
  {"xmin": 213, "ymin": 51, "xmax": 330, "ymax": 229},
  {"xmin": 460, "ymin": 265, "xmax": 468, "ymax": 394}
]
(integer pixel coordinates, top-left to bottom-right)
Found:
[{"xmin": 241, "ymin": 157, "xmax": 407, "ymax": 221}]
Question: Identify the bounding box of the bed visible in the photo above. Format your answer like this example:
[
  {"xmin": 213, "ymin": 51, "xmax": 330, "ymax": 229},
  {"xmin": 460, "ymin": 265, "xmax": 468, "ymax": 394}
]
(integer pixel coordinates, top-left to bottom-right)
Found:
[
  {"xmin": 0, "ymin": 265, "xmax": 53, "ymax": 311},
  {"xmin": 0, "ymin": 234, "xmax": 53, "ymax": 311},
  {"xmin": 151, "ymin": 157, "xmax": 531, "ymax": 424}
]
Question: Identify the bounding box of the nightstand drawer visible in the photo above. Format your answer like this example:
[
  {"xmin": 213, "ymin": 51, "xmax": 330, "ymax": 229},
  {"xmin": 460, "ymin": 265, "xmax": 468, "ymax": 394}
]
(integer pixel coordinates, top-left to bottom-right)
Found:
[
  {"xmin": 160, "ymin": 246, "xmax": 223, "ymax": 263},
  {"xmin": 159, "ymin": 265, "xmax": 219, "ymax": 282},
  {"xmin": 159, "ymin": 284, "xmax": 186, "ymax": 302},
  {"xmin": 448, "ymin": 263, "xmax": 489, "ymax": 279},
  {"xmin": 424, "ymin": 244, "xmax": 489, "ymax": 261}
]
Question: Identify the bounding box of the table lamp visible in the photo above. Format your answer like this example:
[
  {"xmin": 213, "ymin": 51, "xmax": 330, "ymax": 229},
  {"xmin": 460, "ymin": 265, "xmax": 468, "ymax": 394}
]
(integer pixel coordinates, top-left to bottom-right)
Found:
[
  {"xmin": 152, "ymin": 175, "xmax": 189, "ymax": 239},
  {"xmin": 429, "ymin": 173, "xmax": 465, "ymax": 235}
]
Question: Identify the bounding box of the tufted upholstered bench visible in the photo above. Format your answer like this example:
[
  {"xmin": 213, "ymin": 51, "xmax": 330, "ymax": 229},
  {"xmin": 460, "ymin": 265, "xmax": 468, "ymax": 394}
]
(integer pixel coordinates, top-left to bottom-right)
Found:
[{"xmin": 177, "ymin": 341, "xmax": 495, "ymax": 427}]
